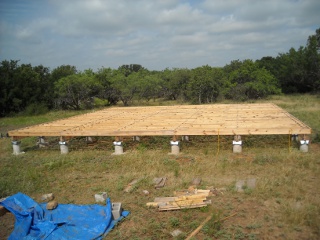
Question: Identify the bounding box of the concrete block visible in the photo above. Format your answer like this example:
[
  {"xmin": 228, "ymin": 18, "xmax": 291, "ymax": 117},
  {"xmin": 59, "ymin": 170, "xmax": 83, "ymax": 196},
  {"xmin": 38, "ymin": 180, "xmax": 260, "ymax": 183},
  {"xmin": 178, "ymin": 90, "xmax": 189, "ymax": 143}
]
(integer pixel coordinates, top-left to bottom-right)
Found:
[
  {"xmin": 233, "ymin": 140, "xmax": 242, "ymax": 153},
  {"xmin": 59, "ymin": 141, "xmax": 69, "ymax": 154},
  {"xmin": 94, "ymin": 192, "xmax": 107, "ymax": 203},
  {"xmin": 12, "ymin": 141, "xmax": 25, "ymax": 155},
  {"xmin": 112, "ymin": 202, "xmax": 122, "ymax": 220},
  {"xmin": 300, "ymin": 140, "xmax": 309, "ymax": 152},
  {"xmin": 235, "ymin": 180, "xmax": 245, "ymax": 192},
  {"xmin": 246, "ymin": 178, "xmax": 256, "ymax": 189}
]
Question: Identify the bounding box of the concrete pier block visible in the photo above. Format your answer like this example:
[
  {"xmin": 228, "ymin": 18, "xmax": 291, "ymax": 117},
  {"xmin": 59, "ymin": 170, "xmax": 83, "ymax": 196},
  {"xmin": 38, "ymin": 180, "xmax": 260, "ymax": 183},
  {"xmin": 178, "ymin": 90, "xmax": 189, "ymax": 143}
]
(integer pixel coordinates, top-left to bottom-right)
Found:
[
  {"xmin": 112, "ymin": 202, "xmax": 123, "ymax": 220},
  {"xmin": 233, "ymin": 135, "xmax": 242, "ymax": 153},
  {"xmin": 299, "ymin": 140, "xmax": 309, "ymax": 152},
  {"xmin": 291, "ymin": 134, "xmax": 299, "ymax": 142},
  {"xmin": 113, "ymin": 141, "xmax": 124, "ymax": 155},
  {"xmin": 233, "ymin": 141, "xmax": 242, "ymax": 153},
  {"xmin": 59, "ymin": 141, "xmax": 69, "ymax": 154},
  {"xmin": 170, "ymin": 141, "xmax": 180, "ymax": 155},
  {"xmin": 12, "ymin": 141, "xmax": 25, "ymax": 155},
  {"xmin": 38, "ymin": 137, "xmax": 48, "ymax": 148}
]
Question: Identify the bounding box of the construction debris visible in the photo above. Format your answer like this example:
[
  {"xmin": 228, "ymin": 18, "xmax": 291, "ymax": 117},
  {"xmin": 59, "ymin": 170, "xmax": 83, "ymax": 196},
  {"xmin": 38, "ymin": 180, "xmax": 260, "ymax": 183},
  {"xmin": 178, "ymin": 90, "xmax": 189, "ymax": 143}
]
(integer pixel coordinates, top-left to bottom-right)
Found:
[
  {"xmin": 95, "ymin": 192, "xmax": 107, "ymax": 203},
  {"xmin": 46, "ymin": 199, "xmax": 58, "ymax": 210},
  {"xmin": 191, "ymin": 177, "xmax": 202, "ymax": 186},
  {"xmin": 146, "ymin": 188, "xmax": 211, "ymax": 211},
  {"xmin": 171, "ymin": 229, "xmax": 183, "ymax": 237},
  {"xmin": 41, "ymin": 193, "xmax": 54, "ymax": 202},
  {"xmin": 142, "ymin": 190, "xmax": 149, "ymax": 195},
  {"xmin": 153, "ymin": 177, "xmax": 167, "ymax": 189},
  {"xmin": 236, "ymin": 178, "xmax": 256, "ymax": 192},
  {"xmin": 124, "ymin": 179, "xmax": 139, "ymax": 193},
  {"xmin": 41, "ymin": 193, "xmax": 58, "ymax": 210}
]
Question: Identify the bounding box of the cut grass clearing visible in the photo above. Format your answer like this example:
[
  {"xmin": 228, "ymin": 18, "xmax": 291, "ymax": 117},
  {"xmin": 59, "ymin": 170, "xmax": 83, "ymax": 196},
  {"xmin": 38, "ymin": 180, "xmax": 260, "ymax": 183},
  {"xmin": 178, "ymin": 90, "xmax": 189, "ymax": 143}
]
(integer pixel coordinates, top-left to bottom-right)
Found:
[{"xmin": 0, "ymin": 94, "xmax": 319, "ymax": 239}]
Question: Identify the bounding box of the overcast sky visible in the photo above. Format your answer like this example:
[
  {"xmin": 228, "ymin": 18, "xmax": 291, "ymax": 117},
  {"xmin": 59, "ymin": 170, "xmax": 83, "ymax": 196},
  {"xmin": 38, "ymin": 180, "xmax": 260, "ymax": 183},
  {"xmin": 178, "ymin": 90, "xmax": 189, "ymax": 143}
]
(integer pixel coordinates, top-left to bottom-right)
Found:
[{"xmin": 0, "ymin": 0, "xmax": 319, "ymax": 71}]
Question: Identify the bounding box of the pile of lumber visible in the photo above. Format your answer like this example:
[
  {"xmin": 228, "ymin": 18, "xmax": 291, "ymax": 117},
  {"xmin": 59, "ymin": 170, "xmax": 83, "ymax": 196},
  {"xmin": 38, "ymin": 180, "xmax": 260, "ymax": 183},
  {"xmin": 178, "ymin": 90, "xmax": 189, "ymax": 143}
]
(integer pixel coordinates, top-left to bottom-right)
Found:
[{"xmin": 146, "ymin": 189, "xmax": 211, "ymax": 211}]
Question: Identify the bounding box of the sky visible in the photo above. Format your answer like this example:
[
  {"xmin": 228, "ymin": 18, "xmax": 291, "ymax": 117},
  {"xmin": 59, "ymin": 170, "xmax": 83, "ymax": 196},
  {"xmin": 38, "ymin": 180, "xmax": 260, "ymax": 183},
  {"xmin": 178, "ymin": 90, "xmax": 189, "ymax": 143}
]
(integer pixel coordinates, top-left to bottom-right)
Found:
[{"xmin": 0, "ymin": 0, "xmax": 319, "ymax": 71}]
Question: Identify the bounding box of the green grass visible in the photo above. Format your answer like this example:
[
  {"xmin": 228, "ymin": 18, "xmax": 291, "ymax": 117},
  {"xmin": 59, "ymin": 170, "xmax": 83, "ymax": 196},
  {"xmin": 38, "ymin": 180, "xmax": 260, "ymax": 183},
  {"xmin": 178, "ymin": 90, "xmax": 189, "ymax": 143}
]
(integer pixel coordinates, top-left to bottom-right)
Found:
[{"xmin": 0, "ymin": 94, "xmax": 319, "ymax": 239}]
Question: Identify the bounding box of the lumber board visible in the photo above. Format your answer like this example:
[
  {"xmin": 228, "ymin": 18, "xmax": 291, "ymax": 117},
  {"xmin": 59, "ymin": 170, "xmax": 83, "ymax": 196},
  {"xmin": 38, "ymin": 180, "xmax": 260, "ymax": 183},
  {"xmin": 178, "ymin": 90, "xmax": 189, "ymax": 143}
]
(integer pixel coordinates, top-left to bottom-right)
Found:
[
  {"xmin": 8, "ymin": 103, "xmax": 311, "ymax": 138},
  {"xmin": 158, "ymin": 203, "xmax": 208, "ymax": 211}
]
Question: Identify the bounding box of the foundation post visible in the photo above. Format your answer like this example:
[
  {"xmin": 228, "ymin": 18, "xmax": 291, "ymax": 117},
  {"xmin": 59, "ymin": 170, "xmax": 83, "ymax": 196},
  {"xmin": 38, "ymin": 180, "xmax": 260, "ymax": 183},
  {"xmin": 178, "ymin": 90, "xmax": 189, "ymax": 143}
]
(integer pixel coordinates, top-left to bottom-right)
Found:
[
  {"xmin": 170, "ymin": 140, "xmax": 180, "ymax": 155},
  {"xmin": 12, "ymin": 140, "xmax": 24, "ymax": 155},
  {"xmin": 299, "ymin": 136, "xmax": 309, "ymax": 152},
  {"xmin": 132, "ymin": 136, "xmax": 140, "ymax": 142},
  {"xmin": 291, "ymin": 134, "xmax": 299, "ymax": 142},
  {"xmin": 113, "ymin": 140, "xmax": 124, "ymax": 155},
  {"xmin": 37, "ymin": 136, "xmax": 48, "ymax": 148},
  {"xmin": 86, "ymin": 136, "xmax": 96, "ymax": 143},
  {"xmin": 59, "ymin": 137, "xmax": 69, "ymax": 154},
  {"xmin": 181, "ymin": 136, "xmax": 189, "ymax": 141},
  {"xmin": 233, "ymin": 135, "xmax": 242, "ymax": 153}
]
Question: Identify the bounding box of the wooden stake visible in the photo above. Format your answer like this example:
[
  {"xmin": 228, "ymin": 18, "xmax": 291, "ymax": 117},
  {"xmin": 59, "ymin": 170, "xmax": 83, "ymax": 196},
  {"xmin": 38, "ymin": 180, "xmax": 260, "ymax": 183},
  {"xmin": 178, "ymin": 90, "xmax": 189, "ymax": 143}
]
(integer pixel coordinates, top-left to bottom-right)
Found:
[{"xmin": 185, "ymin": 212, "xmax": 238, "ymax": 240}]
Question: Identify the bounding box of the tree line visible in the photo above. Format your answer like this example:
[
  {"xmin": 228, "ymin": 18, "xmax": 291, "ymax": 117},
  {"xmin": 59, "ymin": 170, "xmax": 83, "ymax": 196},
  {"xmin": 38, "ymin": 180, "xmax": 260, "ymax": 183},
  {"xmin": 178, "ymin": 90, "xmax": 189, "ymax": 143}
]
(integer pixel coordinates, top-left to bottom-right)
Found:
[{"xmin": 0, "ymin": 29, "xmax": 319, "ymax": 117}]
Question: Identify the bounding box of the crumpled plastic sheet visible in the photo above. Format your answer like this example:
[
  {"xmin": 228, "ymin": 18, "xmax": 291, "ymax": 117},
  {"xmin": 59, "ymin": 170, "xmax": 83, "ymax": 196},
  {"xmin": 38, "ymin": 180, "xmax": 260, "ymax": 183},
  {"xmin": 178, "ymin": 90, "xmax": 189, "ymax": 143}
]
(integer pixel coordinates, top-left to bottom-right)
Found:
[{"xmin": 0, "ymin": 192, "xmax": 129, "ymax": 240}]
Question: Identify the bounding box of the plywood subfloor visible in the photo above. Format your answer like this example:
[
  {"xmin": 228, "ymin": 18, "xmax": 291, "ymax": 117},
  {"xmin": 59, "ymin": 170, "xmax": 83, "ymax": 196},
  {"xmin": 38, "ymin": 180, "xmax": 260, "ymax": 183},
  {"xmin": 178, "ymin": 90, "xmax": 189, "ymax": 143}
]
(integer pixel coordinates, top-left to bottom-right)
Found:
[{"xmin": 8, "ymin": 103, "xmax": 311, "ymax": 138}]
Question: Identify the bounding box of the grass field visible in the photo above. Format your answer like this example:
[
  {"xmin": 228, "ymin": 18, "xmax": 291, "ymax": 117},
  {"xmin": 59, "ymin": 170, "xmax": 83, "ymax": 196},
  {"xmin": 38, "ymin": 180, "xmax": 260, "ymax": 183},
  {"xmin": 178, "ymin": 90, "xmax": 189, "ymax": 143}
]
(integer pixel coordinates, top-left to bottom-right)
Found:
[{"xmin": 0, "ymin": 94, "xmax": 319, "ymax": 239}]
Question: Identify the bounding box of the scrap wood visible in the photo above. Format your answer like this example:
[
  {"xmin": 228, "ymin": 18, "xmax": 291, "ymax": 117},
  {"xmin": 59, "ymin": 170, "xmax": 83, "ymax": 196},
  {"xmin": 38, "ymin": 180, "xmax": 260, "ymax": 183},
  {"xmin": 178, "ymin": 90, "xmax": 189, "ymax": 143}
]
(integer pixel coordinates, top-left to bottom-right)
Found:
[
  {"xmin": 153, "ymin": 177, "xmax": 167, "ymax": 189},
  {"xmin": 124, "ymin": 179, "xmax": 139, "ymax": 193},
  {"xmin": 154, "ymin": 197, "xmax": 176, "ymax": 202},
  {"xmin": 185, "ymin": 211, "xmax": 238, "ymax": 240},
  {"xmin": 174, "ymin": 188, "xmax": 211, "ymax": 197},
  {"xmin": 191, "ymin": 177, "xmax": 202, "ymax": 186},
  {"xmin": 146, "ymin": 188, "xmax": 212, "ymax": 211},
  {"xmin": 159, "ymin": 203, "xmax": 209, "ymax": 211}
]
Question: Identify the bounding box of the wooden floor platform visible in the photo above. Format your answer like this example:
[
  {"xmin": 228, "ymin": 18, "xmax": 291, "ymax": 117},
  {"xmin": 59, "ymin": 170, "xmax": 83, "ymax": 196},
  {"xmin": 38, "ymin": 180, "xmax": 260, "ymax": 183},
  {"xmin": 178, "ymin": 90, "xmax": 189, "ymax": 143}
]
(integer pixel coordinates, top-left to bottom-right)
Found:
[{"xmin": 8, "ymin": 103, "xmax": 311, "ymax": 138}]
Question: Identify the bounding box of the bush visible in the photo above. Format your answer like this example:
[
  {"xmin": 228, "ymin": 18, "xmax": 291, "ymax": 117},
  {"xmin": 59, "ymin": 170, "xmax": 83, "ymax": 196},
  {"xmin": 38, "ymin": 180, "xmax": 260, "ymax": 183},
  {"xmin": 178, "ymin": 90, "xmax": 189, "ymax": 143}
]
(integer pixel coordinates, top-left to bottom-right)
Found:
[{"xmin": 24, "ymin": 103, "xmax": 49, "ymax": 116}]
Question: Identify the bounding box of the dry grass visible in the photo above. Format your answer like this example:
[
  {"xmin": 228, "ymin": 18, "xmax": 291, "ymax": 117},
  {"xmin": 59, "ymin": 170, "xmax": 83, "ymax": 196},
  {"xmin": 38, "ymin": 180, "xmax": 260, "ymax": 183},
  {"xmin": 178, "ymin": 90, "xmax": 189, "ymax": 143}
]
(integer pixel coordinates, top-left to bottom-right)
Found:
[{"xmin": 0, "ymin": 94, "xmax": 319, "ymax": 239}]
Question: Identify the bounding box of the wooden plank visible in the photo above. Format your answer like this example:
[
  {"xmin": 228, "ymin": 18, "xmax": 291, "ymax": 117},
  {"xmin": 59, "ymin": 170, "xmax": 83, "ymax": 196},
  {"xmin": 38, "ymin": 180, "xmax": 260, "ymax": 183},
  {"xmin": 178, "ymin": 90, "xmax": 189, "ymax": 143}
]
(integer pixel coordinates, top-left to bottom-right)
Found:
[
  {"xmin": 154, "ymin": 177, "xmax": 167, "ymax": 189},
  {"xmin": 158, "ymin": 203, "xmax": 208, "ymax": 211},
  {"xmin": 154, "ymin": 197, "xmax": 177, "ymax": 202}
]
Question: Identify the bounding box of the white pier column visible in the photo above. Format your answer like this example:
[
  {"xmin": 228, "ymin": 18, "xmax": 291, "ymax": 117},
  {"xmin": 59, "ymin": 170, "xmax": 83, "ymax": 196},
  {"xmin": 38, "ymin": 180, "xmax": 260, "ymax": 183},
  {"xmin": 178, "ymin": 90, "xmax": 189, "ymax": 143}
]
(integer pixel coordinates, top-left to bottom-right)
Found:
[
  {"xmin": 12, "ymin": 140, "xmax": 25, "ymax": 155},
  {"xmin": 170, "ymin": 140, "xmax": 180, "ymax": 155},
  {"xmin": 299, "ymin": 139, "xmax": 309, "ymax": 152},
  {"xmin": 59, "ymin": 137, "xmax": 69, "ymax": 154},
  {"xmin": 233, "ymin": 135, "xmax": 242, "ymax": 153},
  {"xmin": 113, "ymin": 141, "xmax": 124, "ymax": 155}
]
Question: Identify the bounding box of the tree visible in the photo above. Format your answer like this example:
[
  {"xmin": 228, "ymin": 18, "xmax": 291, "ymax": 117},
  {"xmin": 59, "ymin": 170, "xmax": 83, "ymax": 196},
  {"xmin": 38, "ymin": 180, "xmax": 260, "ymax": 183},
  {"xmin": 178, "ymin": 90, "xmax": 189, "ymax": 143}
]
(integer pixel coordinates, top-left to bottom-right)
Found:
[
  {"xmin": 305, "ymin": 28, "xmax": 320, "ymax": 92},
  {"xmin": 33, "ymin": 65, "xmax": 53, "ymax": 110},
  {"xmin": 54, "ymin": 73, "xmax": 102, "ymax": 110},
  {"xmin": 188, "ymin": 65, "xmax": 226, "ymax": 104},
  {"xmin": 96, "ymin": 67, "xmax": 119, "ymax": 105},
  {"xmin": 0, "ymin": 61, "xmax": 48, "ymax": 115},
  {"xmin": 110, "ymin": 69, "xmax": 140, "ymax": 106},
  {"xmin": 138, "ymin": 72, "xmax": 163, "ymax": 102},
  {"xmin": 0, "ymin": 60, "xmax": 19, "ymax": 116},
  {"xmin": 160, "ymin": 68, "xmax": 191, "ymax": 101},
  {"xmin": 225, "ymin": 60, "xmax": 281, "ymax": 101},
  {"xmin": 271, "ymin": 28, "xmax": 320, "ymax": 93}
]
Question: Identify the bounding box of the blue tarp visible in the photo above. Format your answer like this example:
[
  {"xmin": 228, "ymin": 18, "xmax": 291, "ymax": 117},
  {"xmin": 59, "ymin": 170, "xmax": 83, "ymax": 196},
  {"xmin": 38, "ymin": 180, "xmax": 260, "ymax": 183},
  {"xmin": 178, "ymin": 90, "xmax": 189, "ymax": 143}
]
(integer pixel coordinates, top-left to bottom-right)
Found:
[{"xmin": 0, "ymin": 192, "xmax": 129, "ymax": 240}]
